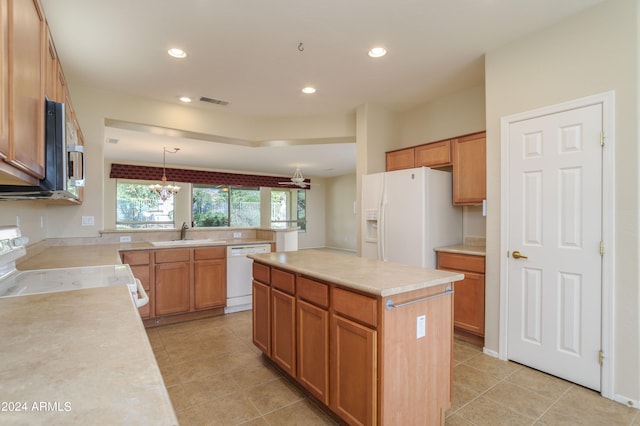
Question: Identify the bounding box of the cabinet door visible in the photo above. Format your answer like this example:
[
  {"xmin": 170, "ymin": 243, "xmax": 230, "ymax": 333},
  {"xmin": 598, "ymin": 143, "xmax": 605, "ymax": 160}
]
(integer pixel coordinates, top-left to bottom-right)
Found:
[
  {"xmin": 154, "ymin": 262, "xmax": 190, "ymax": 316},
  {"xmin": 385, "ymin": 147, "xmax": 414, "ymax": 171},
  {"xmin": 330, "ymin": 313, "xmax": 377, "ymax": 426},
  {"xmin": 194, "ymin": 259, "xmax": 226, "ymax": 310},
  {"xmin": 452, "ymin": 133, "xmax": 486, "ymax": 205},
  {"xmin": 297, "ymin": 299, "xmax": 329, "ymax": 404},
  {"xmin": 452, "ymin": 271, "xmax": 485, "ymax": 336},
  {"xmin": 415, "ymin": 140, "xmax": 452, "ymax": 168},
  {"xmin": 5, "ymin": 0, "xmax": 45, "ymax": 180},
  {"xmin": 252, "ymin": 279, "xmax": 271, "ymax": 354},
  {"xmin": 271, "ymin": 288, "xmax": 296, "ymax": 377}
]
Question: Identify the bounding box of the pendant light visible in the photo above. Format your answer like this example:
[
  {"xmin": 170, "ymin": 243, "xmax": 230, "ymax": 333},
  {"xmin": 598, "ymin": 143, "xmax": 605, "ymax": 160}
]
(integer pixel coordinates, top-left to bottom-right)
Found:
[{"xmin": 149, "ymin": 147, "xmax": 180, "ymax": 201}]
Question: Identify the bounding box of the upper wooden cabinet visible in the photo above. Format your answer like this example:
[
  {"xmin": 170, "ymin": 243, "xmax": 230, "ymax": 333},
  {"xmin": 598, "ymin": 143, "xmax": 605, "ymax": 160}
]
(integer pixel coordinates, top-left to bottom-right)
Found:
[
  {"xmin": 415, "ymin": 139, "xmax": 452, "ymax": 168},
  {"xmin": 0, "ymin": 0, "xmax": 46, "ymax": 184},
  {"xmin": 385, "ymin": 147, "xmax": 414, "ymax": 171},
  {"xmin": 452, "ymin": 132, "xmax": 486, "ymax": 205}
]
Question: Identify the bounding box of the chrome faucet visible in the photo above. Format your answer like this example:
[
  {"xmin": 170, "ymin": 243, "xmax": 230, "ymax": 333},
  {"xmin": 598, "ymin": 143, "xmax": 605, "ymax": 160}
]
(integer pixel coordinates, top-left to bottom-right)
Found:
[{"xmin": 180, "ymin": 222, "xmax": 188, "ymax": 240}]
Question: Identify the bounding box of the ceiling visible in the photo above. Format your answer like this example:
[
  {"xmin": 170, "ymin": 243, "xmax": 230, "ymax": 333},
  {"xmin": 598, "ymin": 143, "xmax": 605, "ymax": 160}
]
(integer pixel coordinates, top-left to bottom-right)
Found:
[{"xmin": 40, "ymin": 0, "xmax": 603, "ymax": 179}]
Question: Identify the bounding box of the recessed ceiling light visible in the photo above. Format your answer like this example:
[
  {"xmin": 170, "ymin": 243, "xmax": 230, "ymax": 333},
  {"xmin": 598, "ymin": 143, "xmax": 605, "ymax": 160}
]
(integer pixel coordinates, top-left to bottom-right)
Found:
[
  {"xmin": 302, "ymin": 86, "xmax": 316, "ymax": 94},
  {"xmin": 368, "ymin": 47, "xmax": 387, "ymax": 58},
  {"xmin": 179, "ymin": 96, "xmax": 192, "ymax": 103},
  {"xmin": 168, "ymin": 48, "xmax": 187, "ymax": 59}
]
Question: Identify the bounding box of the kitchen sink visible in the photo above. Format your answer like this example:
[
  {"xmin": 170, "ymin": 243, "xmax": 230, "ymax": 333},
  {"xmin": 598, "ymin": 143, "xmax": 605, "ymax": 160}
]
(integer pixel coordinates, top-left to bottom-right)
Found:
[{"xmin": 150, "ymin": 239, "xmax": 224, "ymax": 247}]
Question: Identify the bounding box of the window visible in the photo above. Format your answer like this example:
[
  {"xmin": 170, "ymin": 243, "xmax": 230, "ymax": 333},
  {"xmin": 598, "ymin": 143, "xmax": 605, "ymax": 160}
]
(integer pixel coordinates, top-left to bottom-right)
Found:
[
  {"xmin": 192, "ymin": 185, "xmax": 260, "ymax": 227},
  {"xmin": 271, "ymin": 189, "xmax": 306, "ymax": 231},
  {"xmin": 115, "ymin": 180, "xmax": 175, "ymax": 229}
]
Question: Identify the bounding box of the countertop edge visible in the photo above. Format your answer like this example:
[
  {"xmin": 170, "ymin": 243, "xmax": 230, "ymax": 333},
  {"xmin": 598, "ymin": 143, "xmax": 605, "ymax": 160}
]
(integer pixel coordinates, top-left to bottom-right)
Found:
[{"xmin": 434, "ymin": 245, "xmax": 486, "ymax": 256}]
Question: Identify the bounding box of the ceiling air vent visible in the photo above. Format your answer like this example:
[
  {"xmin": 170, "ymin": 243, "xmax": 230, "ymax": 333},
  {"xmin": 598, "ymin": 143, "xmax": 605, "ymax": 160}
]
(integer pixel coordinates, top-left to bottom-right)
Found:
[{"xmin": 199, "ymin": 96, "xmax": 229, "ymax": 106}]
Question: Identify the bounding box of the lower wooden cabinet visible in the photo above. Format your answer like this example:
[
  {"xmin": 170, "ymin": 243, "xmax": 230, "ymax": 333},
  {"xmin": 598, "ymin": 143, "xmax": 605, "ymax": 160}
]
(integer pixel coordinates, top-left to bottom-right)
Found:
[
  {"xmin": 330, "ymin": 313, "xmax": 377, "ymax": 426},
  {"xmin": 437, "ymin": 251, "xmax": 486, "ymax": 337},
  {"xmin": 252, "ymin": 279, "xmax": 271, "ymax": 354},
  {"xmin": 194, "ymin": 247, "xmax": 226, "ymax": 310},
  {"xmin": 121, "ymin": 250, "xmax": 152, "ymax": 319},
  {"xmin": 297, "ymin": 299, "xmax": 329, "ymax": 404},
  {"xmin": 271, "ymin": 288, "xmax": 296, "ymax": 376},
  {"xmin": 155, "ymin": 259, "xmax": 190, "ymax": 316}
]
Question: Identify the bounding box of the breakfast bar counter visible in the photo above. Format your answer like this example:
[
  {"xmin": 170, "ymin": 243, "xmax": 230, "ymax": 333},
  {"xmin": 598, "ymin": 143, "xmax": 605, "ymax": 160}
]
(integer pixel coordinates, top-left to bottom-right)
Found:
[{"xmin": 0, "ymin": 285, "xmax": 177, "ymax": 425}]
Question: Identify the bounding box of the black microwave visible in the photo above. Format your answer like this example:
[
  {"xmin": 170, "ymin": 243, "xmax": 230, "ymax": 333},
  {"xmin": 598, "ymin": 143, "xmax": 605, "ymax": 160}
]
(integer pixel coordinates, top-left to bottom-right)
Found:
[{"xmin": 0, "ymin": 100, "xmax": 84, "ymax": 200}]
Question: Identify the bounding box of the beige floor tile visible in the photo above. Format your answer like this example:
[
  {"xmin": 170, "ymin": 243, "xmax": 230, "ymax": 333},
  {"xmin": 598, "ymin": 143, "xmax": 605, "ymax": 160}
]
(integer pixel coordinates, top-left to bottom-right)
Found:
[
  {"xmin": 158, "ymin": 362, "xmax": 182, "ymax": 387},
  {"xmin": 245, "ymin": 377, "xmax": 305, "ymax": 415},
  {"xmin": 166, "ymin": 383, "xmax": 192, "ymax": 413},
  {"xmin": 537, "ymin": 385, "xmax": 638, "ymax": 426},
  {"xmin": 173, "ymin": 354, "xmax": 224, "ymax": 383},
  {"xmin": 448, "ymin": 382, "xmax": 481, "ymax": 414},
  {"xmin": 463, "ymin": 353, "xmax": 522, "ymax": 379},
  {"xmin": 230, "ymin": 361, "xmax": 281, "ymax": 389},
  {"xmin": 238, "ymin": 417, "xmax": 270, "ymax": 426},
  {"xmin": 483, "ymin": 381, "xmax": 553, "ymax": 420},
  {"xmin": 457, "ymin": 395, "xmax": 533, "ymax": 426},
  {"xmin": 445, "ymin": 413, "xmax": 476, "ymax": 425},
  {"xmin": 175, "ymin": 407, "xmax": 207, "ymax": 426},
  {"xmin": 506, "ymin": 366, "xmax": 573, "ymax": 400},
  {"xmin": 263, "ymin": 399, "xmax": 337, "ymax": 425},
  {"xmin": 453, "ymin": 342, "xmax": 482, "ymax": 364},
  {"xmin": 182, "ymin": 373, "xmax": 241, "ymax": 406},
  {"xmin": 193, "ymin": 391, "xmax": 262, "ymax": 425},
  {"xmin": 453, "ymin": 363, "xmax": 502, "ymax": 394}
]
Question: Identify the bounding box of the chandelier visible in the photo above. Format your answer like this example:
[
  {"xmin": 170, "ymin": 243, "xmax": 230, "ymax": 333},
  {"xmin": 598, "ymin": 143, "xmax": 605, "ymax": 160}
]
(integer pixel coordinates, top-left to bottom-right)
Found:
[{"xmin": 149, "ymin": 147, "xmax": 180, "ymax": 201}]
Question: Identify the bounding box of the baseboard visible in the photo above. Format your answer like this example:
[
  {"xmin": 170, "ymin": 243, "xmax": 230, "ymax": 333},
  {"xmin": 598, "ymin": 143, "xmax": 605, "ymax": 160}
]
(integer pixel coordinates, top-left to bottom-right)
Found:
[
  {"xmin": 613, "ymin": 394, "xmax": 639, "ymax": 410},
  {"xmin": 483, "ymin": 347, "xmax": 499, "ymax": 358}
]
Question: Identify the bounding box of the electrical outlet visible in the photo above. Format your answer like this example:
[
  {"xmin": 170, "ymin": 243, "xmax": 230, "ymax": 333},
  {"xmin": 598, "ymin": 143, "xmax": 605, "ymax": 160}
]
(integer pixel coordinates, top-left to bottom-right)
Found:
[
  {"xmin": 233, "ymin": 232, "xmax": 241, "ymax": 238},
  {"xmin": 15, "ymin": 216, "xmax": 20, "ymax": 227},
  {"xmin": 416, "ymin": 315, "xmax": 426, "ymax": 339},
  {"xmin": 81, "ymin": 216, "xmax": 94, "ymax": 226},
  {"xmin": 120, "ymin": 236, "xmax": 132, "ymax": 243}
]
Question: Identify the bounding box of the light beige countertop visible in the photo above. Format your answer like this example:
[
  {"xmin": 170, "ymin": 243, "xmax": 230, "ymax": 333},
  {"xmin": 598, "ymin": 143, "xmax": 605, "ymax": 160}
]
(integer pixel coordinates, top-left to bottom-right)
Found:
[
  {"xmin": 17, "ymin": 238, "xmax": 273, "ymax": 270},
  {"xmin": 433, "ymin": 244, "xmax": 486, "ymax": 256},
  {"xmin": 0, "ymin": 285, "xmax": 177, "ymax": 425},
  {"xmin": 249, "ymin": 249, "xmax": 464, "ymax": 297}
]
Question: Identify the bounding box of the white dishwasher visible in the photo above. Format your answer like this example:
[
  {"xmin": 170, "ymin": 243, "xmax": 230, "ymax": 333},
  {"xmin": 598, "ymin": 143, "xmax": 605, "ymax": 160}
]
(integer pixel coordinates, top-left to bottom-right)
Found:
[{"xmin": 225, "ymin": 244, "xmax": 271, "ymax": 313}]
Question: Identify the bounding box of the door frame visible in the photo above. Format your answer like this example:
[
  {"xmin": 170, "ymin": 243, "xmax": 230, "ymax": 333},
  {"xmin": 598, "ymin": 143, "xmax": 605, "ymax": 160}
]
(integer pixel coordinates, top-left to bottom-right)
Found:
[{"xmin": 498, "ymin": 91, "xmax": 615, "ymax": 399}]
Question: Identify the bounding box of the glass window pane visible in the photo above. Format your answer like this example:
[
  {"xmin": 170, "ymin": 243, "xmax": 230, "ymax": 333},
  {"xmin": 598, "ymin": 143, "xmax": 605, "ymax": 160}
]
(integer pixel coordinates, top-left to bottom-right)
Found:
[
  {"xmin": 116, "ymin": 181, "xmax": 175, "ymax": 229},
  {"xmin": 192, "ymin": 185, "xmax": 229, "ymax": 227},
  {"xmin": 230, "ymin": 187, "xmax": 260, "ymax": 227}
]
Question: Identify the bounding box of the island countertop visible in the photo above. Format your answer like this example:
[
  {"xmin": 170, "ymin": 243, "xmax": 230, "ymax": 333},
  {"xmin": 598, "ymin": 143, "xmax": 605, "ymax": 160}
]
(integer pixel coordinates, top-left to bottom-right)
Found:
[
  {"xmin": 248, "ymin": 249, "xmax": 464, "ymax": 297},
  {"xmin": 0, "ymin": 285, "xmax": 177, "ymax": 425}
]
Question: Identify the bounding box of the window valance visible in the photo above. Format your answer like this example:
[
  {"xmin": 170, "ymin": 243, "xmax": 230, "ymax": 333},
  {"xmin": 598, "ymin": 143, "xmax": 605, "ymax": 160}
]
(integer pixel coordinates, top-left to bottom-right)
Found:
[{"xmin": 109, "ymin": 163, "xmax": 310, "ymax": 189}]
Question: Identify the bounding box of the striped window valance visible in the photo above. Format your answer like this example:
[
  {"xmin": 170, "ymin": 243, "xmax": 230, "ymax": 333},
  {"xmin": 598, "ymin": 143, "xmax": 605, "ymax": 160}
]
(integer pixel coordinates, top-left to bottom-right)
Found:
[{"xmin": 109, "ymin": 163, "xmax": 310, "ymax": 189}]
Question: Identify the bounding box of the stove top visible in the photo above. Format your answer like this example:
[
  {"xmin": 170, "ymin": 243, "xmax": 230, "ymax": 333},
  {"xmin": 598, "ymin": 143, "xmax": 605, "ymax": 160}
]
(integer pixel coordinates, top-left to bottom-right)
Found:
[{"xmin": 0, "ymin": 264, "xmax": 136, "ymax": 298}]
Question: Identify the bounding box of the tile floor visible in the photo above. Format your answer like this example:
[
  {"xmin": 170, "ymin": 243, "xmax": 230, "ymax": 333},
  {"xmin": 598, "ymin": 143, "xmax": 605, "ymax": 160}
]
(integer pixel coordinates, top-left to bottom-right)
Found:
[{"xmin": 146, "ymin": 312, "xmax": 639, "ymax": 426}]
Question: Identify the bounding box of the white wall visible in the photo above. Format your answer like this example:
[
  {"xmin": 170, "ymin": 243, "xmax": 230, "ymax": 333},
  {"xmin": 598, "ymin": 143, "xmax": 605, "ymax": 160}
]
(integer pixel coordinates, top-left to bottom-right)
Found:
[
  {"xmin": 325, "ymin": 174, "xmax": 357, "ymax": 251},
  {"xmin": 485, "ymin": 0, "xmax": 638, "ymax": 402},
  {"xmin": 0, "ymin": 201, "xmax": 47, "ymax": 243},
  {"xmin": 297, "ymin": 177, "xmax": 326, "ymax": 249}
]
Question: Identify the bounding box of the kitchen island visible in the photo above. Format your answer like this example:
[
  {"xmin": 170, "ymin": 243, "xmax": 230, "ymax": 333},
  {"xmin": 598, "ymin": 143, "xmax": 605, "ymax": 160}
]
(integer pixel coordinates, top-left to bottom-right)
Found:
[{"xmin": 248, "ymin": 249, "xmax": 464, "ymax": 426}]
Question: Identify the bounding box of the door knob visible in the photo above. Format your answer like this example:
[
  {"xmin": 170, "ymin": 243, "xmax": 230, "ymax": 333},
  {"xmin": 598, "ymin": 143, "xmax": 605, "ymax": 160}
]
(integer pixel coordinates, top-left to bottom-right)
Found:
[{"xmin": 512, "ymin": 251, "xmax": 528, "ymax": 259}]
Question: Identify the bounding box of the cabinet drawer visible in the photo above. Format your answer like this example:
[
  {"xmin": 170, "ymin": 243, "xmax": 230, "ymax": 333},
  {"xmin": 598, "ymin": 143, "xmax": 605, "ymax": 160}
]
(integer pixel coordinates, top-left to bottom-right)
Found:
[
  {"xmin": 272, "ymin": 268, "xmax": 296, "ymax": 295},
  {"xmin": 194, "ymin": 246, "xmax": 225, "ymax": 260},
  {"xmin": 154, "ymin": 249, "xmax": 190, "ymax": 263},
  {"xmin": 415, "ymin": 140, "xmax": 452, "ymax": 167},
  {"xmin": 298, "ymin": 276, "xmax": 329, "ymax": 309},
  {"xmin": 121, "ymin": 251, "xmax": 150, "ymax": 266},
  {"xmin": 437, "ymin": 252, "xmax": 485, "ymax": 274},
  {"xmin": 332, "ymin": 287, "xmax": 377, "ymax": 328},
  {"xmin": 253, "ymin": 262, "xmax": 270, "ymax": 284}
]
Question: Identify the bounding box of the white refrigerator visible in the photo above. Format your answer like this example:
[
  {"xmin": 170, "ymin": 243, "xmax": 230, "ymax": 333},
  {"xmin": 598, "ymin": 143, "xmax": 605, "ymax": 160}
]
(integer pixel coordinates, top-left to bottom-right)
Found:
[{"xmin": 361, "ymin": 167, "xmax": 462, "ymax": 268}]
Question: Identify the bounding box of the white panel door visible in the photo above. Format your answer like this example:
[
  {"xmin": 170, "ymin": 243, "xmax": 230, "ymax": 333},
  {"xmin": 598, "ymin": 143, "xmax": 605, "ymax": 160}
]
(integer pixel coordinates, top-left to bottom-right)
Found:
[{"xmin": 507, "ymin": 103, "xmax": 602, "ymax": 391}]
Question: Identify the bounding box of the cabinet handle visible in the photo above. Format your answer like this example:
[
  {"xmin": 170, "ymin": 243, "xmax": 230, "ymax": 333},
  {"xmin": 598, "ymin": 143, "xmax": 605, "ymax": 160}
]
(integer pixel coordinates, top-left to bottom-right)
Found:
[{"xmin": 385, "ymin": 286, "xmax": 453, "ymax": 310}]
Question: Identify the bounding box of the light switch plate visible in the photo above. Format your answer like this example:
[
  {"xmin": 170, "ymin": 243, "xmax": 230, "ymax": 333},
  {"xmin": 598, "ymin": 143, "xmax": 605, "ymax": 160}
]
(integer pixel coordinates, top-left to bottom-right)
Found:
[
  {"xmin": 233, "ymin": 232, "xmax": 241, "ymax": 238},
  {"xmin": 417, "ymin": 315, "xmax": 426, "ymax": 339},
  {"xmin": 81, "ymin": 216, "xmax": 94, "ymax": 226}
]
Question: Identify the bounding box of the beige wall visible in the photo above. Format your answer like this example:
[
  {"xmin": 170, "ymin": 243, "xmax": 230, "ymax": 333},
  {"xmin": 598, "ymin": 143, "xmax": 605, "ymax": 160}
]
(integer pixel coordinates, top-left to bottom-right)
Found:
[
  {"xmin": 485, "ymin": 0, "xmax": 638, "ymax": 402},
  {"xmin": 325, "ymin": 174, "xmax": 357, "ymax": 251},
  {"xmin": 0, "ymin": 202, "xmax": 47, "ymax": 243}
]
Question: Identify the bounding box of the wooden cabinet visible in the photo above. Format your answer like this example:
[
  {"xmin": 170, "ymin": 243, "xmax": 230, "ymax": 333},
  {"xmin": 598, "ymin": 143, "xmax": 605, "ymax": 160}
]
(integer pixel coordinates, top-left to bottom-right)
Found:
[
  {"xmin": 271, "ymin": 288, "xmax": 296, "ymax": 376},
  {"xmin": 437, "ymin": 251, "xmax": 485, "ymax": 337},
  {"xmin": 252, "ymin": 279, "xmax": 271, "ymax": 354},
  {"xmin": 415, "ymin": 139, "xmax": 452, "ymax": 168},
  {"xmin": 330, "ymin": 288, "xmax": 377, "ymax": 426},
  {"xmin": 297, "ymin": 276, "xmax": 329, "ymax": 404},
  {"xmin": 1, "ymin": 0, "xmax": 46, "ymax": 184},
  {"xmin": 121, "ymin": 250, "xmax": 153, "ymax": 319},
  {"xmin": 154, "ymin": 249, "xmax": 191, "ymax": 316},
  {"xmin": 452, "ymin": 132, "xmax": 486, "ymax": 205},
  {"xmin": 385, "ymin": 147, "xmax": 414, "ymax": 171},
  {"xmin": 194, "ymin": 247, "xmax": 226, "ymax": 310}
]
